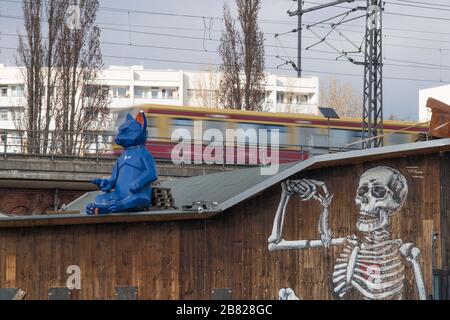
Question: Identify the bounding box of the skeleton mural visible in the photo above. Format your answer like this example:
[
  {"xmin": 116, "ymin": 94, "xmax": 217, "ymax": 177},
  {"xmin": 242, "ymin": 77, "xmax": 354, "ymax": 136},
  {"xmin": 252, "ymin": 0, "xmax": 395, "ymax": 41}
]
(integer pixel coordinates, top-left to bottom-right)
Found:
[{"xmin": 268, "ymin": 166, "xmax": 427, "ymax": 300}]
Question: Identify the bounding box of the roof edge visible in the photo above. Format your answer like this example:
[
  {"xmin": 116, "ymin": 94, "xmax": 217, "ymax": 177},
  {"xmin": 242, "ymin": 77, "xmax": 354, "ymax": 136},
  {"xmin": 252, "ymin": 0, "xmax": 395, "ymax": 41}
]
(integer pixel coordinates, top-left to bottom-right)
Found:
[{"xmin": 218, "ymin": 138, "xmax": 450, "ymax": 212}]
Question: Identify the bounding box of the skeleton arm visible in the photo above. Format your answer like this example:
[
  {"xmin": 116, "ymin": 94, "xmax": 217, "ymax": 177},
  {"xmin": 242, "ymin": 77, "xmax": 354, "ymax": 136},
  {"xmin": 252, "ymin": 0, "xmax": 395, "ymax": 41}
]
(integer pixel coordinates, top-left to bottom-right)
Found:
[
  {"xmin": 268, "ymin": 179, "xmax": 346, "ymax": 252},
  {"xmin": 400, "ymin": 243, "xmax": 427, "ymax": 300},
  {"xmin": 314, "ymin": 180, "xmax": 334, "ymax": 247}
]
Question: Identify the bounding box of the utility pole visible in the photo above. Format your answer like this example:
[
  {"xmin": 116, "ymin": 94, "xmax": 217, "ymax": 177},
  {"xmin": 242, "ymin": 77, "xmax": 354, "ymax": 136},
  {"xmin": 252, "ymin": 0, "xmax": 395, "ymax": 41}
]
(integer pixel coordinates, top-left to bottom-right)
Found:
[
  {"xmin": 362, "ymin": 0, "xmax": 383, "ymax": 148},
  {"xmin": 297, "ymin": 0, "xmax": 302, "ymax": 78}
]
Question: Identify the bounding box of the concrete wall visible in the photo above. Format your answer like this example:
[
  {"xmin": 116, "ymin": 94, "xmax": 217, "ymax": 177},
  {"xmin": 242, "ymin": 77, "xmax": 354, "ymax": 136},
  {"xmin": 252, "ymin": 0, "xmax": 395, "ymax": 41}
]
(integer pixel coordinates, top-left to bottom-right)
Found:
[{"xmin": 0, "ymin": 155, "xmax": 247, "ymax": 215}]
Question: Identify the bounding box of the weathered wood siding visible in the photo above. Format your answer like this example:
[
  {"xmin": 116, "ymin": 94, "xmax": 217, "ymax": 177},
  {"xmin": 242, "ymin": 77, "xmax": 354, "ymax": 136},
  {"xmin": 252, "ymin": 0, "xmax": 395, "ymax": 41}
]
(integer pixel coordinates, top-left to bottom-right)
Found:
[
  {"xmin": 0, "ymin": 153, "xmax": 446, "ymax": 299},
  {"xmin": 440, "ymin": 152, "xmax": 450, "ymax": 273}
]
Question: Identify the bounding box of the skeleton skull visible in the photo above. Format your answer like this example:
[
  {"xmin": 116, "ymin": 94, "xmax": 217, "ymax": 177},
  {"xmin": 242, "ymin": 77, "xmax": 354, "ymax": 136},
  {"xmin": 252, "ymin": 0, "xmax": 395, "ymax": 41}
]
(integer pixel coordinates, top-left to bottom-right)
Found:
[{"xmin": 355, "ymin": 166, "xmax": 408, "ymax": 232}]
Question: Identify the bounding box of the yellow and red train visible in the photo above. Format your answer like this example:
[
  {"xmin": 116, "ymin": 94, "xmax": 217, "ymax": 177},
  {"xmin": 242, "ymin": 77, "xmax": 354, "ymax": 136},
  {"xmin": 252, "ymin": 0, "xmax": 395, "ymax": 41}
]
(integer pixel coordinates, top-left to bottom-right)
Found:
[{"xmin": 114, "ymin": 104, "xmax": 427, "ymax": 164}]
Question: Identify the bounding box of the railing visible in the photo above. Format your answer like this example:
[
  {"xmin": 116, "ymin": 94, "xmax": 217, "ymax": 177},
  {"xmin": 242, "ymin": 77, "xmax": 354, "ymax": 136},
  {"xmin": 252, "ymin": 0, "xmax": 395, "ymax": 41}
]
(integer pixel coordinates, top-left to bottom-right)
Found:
[
  {"xmin": 0, "ymin": 129, "xmax": 117, "ymax": 162},
  {"xmin": 0, "ymin": 128, "xmax": 361, "ymax": 164}
]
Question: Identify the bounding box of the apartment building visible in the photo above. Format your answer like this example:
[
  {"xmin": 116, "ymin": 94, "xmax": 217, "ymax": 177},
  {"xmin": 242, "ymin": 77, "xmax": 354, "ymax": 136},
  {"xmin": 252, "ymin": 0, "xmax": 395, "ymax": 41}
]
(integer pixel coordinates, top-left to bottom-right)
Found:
[{"xmin": 0, "ymin": 64, "xmax": 320, "ymax": 130}]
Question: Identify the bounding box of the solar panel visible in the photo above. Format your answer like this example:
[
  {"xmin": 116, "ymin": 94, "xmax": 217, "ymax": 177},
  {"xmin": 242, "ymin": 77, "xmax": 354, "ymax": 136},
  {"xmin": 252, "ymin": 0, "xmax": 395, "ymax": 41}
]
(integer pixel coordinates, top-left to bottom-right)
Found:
[{"xmin": 318, "ymin": 107, "xmax": 340, "ymax": 119}]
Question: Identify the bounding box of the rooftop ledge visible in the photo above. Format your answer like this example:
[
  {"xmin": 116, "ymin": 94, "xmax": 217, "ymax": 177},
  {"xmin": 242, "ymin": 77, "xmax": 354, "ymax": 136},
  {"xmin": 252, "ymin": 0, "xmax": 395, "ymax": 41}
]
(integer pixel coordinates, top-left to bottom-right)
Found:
[
  {"xmin": 3, "ymin": 138, "xmax": 450, "ymax": 229},
  {"xmin": 0, "ymin": 210, "xmax": 220, "ymax": 229}
]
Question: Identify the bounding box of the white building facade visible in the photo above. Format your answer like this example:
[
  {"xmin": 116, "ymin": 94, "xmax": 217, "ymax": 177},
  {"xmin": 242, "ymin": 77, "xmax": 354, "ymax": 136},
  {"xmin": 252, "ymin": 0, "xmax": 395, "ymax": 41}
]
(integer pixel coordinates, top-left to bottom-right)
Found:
[
  {"xmin": 0, "ymin": 64, "xmax": 320, "ymax": 130},
  {"xmin": 418, "ymin": 84, "xmax": 450, "ymax": 122}
]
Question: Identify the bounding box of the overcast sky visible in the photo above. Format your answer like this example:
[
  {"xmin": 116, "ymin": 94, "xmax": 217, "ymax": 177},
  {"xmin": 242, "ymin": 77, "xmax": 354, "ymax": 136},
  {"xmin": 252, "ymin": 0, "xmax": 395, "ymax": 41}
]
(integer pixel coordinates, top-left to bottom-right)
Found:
[{"xmin": 1, "ymin": 0, "xmax": 450, "ymax": 120}]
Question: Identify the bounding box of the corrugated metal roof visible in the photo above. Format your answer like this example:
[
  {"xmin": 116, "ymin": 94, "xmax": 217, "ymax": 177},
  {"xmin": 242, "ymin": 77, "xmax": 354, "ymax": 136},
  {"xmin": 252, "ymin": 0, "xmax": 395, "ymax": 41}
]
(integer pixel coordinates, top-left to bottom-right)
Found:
[
  {"xmin": 162, "ymin": 162, "xmax": 298, "ymax": 211},
  {"xmin": 63, "ymin": 138, "xmax": 450, "ymax": 216}
]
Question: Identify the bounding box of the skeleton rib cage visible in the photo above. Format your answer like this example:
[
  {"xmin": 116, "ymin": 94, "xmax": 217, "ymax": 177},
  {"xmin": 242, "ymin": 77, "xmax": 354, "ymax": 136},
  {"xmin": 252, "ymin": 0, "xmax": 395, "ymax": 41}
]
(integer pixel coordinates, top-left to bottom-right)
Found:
[{"xmin": 333, "ymin": 234, "xmax": 405, "ymax": 300}]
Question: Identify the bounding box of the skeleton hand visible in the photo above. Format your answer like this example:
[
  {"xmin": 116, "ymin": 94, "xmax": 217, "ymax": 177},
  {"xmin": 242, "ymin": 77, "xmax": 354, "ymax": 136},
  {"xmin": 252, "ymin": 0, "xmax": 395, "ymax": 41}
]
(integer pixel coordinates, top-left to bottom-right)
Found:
[
  {"xmin": 287, "ymin": 179, "xmax": 333, "ymax": 208},
  {"xmin": 279, "ymin": 288, "xmax": 300, "ymax": 300}
]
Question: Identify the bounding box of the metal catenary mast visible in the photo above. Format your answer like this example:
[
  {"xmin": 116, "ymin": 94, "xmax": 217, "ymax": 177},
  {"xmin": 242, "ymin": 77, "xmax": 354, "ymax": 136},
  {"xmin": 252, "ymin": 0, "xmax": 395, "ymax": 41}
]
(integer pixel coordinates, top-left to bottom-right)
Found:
[
  {"xmin": 362, "ymin": 0, "xmax": 383, "ymax": 148},
  {"xmin": 283, "ymin": 0, "xmax": 384, "ymax": 148}
]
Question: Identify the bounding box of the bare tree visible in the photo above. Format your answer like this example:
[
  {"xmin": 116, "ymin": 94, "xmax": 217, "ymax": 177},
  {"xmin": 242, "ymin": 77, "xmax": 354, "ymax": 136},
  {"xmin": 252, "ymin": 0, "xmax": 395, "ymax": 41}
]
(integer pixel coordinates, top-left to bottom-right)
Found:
[
  {"xmin": 16, "ymin": 0, "xmax": 109, "ymax": 156},
  {"xmin": 320, "ymin": 76, "xmax": 362, "ymax": 118},
  {"xmin": 191, "ymin": 65, "xmax": 220, "ymax": 108},
  {"xmin": 237, "ymin": 0, "xmax": 266, "ymax": 111},
  {"xmin": 42, "ymin": 0, "xmax": 66, "ymax": 154},
  {"xmin": 218, "ymin": 0, "xmax": 266, "ymax": 111},
  {"xmin": 54, "ymin": 0, "xmax": 109, "ymax": 156},
  {"xmin": 17, "ymin": 0, "xmax": 44, "ymax": 154},
  {"xmin": 218, "ymin": 5, "xmax": 242, "ymax": 110}
]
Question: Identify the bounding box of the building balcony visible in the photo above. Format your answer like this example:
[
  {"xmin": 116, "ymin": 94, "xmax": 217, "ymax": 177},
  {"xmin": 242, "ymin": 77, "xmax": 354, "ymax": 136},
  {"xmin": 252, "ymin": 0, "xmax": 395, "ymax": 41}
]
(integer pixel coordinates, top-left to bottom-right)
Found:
[
  {"xmin": 0, "ymin": 120, "xmax": 17, "ymax": 130},
  {"xmin": 109, "ymin": 97, "xmax": 183, "ymax": 109},
  {"xmin": 133, "ymin": 97, "xmax": 182, "ymax": 106},
  {"xmin": 265, "ymin": 103, "xmax": 318, "ymax": 115},
  {"xmin": 0, "ymin": 96, "xmax": 25, "ymax": 108}
]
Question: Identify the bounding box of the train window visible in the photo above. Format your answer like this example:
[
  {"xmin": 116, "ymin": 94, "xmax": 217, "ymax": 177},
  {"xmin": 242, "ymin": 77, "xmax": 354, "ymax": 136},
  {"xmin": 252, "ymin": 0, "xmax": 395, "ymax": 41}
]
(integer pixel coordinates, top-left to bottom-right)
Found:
[
  {"xmin": 171, "ymin": 118, "xmax": 193, "ymax": 141},
  {"xmin": 385, "ymin": 132, "xmax": 415, "ymax": 145},
  {"xmin": 234, "ymin": 122, "xmax": 262, "ymax": 146},
  {"xmin": 263, "ymin": 124, "xmax": 288, "ymax": 146},
  {"xmin": 204, "ymin": 120, "xmax": 226, "ymax": 135},
  {"xmin": 234, "ymin": 122, "xmax": 288, "ymax": 146},
  {"xmin": 147, "ymin": 117, "xmax": 159, "ymax": 139},
  {"xmin": 298, "ymin": 127, "xmax": 326, "ymax": 147},
  {"xmin": 329, "ymin": 129, "xmax": 361, "ymax": 148}
]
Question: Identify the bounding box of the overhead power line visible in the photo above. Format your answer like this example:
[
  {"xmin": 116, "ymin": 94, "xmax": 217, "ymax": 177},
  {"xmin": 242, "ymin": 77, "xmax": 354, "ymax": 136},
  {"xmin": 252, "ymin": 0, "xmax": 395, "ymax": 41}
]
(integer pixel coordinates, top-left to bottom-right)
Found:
[
  {"xmin": 3, "ymin": 31, "xmax": 449, "ymax": 72},
  {"xmin": 0, "ymin": 44, "xmax": 448, "ymax": 85}
]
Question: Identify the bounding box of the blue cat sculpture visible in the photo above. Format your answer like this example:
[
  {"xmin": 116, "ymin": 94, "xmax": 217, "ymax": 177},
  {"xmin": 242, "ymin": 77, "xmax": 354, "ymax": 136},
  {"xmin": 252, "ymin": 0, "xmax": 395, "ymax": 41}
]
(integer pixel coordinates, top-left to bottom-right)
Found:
[{"xmin": 86, "ymin": 111, "xmax": 158, "ymax": 215}]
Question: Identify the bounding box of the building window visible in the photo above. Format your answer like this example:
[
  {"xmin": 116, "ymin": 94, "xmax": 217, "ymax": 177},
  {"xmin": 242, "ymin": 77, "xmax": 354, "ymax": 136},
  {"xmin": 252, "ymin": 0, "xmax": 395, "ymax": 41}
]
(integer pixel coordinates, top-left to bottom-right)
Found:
[
  {"xmin": 168, "ymin": 89, "xmax": 175, "ymax": 99},
  {"xmin": 134, "ymin": 86, "xmax": 148, "ymax": 98},
  {"xmin": 11, "ymin": 108, "xmax": 23, "ymax": 121},
  {"xmin": 10, "ymin": 85, "xmax": 24, "ymax": 97},
  {"xmin": 298, "ymin": 94, "xmax": 309, "ymax": 104},
  {"xmin": 111, "ymin": 86, "xmax": 128, "ymax": 98},
  {"xmin": 0, "ymin": 87, "xmax": 7, "ymax": 97},
  {"xmin": 287, "ymin": 95, "xmax": 293, "ymax": 104},
  {"xmin": 187, "ymin": 89, "xmax": 195, "ymax": 99},
  {"xmin": 151, "ymin": 87, "xmax": 159, "ymax": 99},
  {"xmin": 159, "ymin": 88, "xmax": 178, "ymax": 99},
  {"xmin": 276, "ymin": 92, "xmax": 285, "ymax": 103},
  {"xmin": 0, "ymin": 109, "xmax": 9, "ymax": 121}
]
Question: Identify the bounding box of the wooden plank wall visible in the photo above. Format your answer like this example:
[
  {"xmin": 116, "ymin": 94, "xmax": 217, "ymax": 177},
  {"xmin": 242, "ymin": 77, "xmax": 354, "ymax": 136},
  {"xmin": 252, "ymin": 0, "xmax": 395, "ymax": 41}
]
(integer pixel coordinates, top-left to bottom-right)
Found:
[
  {"xmin": 440, "ymin": 152, "xmax": 450, "ymax": 271},
  {"xmin": 0, "ymin": 153, "xmax": 443, "ymax": 299}
]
